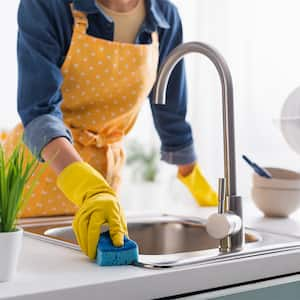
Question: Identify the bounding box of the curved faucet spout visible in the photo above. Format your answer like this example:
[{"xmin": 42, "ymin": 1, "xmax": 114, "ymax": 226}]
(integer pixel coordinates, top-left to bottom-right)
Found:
[
  {"xmin": 153, "ymin": 42, "xmax": 236, "ymax": 198},
  {"xmin": 153, "ymin": 42, "xmax": 244, "ymax": 252}
]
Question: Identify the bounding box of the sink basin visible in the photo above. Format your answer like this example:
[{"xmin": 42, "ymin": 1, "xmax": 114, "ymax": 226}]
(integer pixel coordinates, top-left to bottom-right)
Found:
[
  {"xmin": 21, "ymin": 215, "xmax": 300, "ymax": 269},
  {"xmin": 44, "ymin": 216, "xmax": 258, "ymax": 255}
]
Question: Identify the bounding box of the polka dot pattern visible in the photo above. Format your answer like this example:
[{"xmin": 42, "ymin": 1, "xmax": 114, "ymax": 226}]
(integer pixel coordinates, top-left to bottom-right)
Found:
[
  {"xmin": 0, "ymin": 8, "xmax": 159, "ymax": 218},
  {"xmin": 60, "ymin": 9, "xmax": 159, "ymax": 136}
]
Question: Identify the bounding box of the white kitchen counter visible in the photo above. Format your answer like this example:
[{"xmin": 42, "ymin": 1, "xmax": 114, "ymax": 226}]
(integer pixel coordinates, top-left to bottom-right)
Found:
[{"xmin": 1, "ymin": 200, "xmax": 300, "ymax": 300}]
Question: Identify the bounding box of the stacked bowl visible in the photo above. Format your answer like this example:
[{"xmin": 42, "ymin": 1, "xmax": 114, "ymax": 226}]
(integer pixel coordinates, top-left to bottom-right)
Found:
[{"xmin": 252, "ymin": 167, "xmax": 300, "ymax": 217}]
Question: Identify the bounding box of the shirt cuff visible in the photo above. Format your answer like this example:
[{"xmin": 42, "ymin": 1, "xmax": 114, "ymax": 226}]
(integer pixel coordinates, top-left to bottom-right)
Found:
[
  {"xmin": 161, "ymin": 143, "xmax": 197, "ymax": 165},
  {"xmin": 23, "ymin": 114, "xmax": 73, "ymax": 163}
]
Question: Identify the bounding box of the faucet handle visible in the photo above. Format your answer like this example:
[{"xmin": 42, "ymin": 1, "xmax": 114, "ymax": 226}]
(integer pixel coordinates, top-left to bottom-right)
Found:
[
  {"xmin": 206, "ymin": 178, "xmax": 242, "ymax": 240},
  {"xmin": 206, "ymin": 212, "xmax": 242, "ymax": 240}
]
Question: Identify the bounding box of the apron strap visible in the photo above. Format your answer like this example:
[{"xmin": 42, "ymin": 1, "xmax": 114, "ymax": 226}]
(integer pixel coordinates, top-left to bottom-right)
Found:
[{"xmin": 70, "ymin": 4, "xmax": 89, "ymax": 34}]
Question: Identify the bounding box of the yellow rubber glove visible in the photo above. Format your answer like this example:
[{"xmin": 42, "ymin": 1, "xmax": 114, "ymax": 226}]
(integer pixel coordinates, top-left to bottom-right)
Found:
[
  {"xmin": 177, "ymin": 163, "xmax": 218, "ymax": 206},
  {"xmin": 56, "ymin": 161, "xmax": 128, "ymax": 260}
]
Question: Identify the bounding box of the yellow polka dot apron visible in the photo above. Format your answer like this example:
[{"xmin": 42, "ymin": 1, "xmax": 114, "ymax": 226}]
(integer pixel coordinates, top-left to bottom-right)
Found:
[{"xmin": 0, "ymin": 6, "xmax": 159, "ymax": 217}]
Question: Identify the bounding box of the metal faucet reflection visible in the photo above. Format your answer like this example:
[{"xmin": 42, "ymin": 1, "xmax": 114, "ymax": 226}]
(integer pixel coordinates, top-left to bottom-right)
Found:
[{"xmin": 152, "ymin": 42, "xmax": 244, "ymax": 253}]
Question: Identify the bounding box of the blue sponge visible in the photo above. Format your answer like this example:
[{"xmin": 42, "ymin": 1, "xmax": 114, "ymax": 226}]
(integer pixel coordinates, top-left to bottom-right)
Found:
[{"xmin": 96, "ymin": 231, "xmax": 139, "ymax": 266}]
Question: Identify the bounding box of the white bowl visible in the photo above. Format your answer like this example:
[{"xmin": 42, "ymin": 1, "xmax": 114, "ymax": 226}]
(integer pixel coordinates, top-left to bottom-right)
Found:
[
  {"xmin": 252, "ymin": 167, "xmax": 300, "ymax": 217},
  {"xmin": 251, "ymin": 187, "xmax": 300, "ymax": 218}
]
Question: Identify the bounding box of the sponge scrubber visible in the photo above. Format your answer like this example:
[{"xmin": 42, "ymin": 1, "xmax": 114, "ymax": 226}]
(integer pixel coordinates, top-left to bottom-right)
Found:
[{"xmin": 96, "ymin": 231, "xmax": 139, "ymax": 266}]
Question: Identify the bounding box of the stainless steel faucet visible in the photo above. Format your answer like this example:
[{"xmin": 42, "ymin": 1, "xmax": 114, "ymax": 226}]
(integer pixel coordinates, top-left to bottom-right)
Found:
[{"xmin": 152, "ymin": 42, "xmax": 244, "ymax": 253}]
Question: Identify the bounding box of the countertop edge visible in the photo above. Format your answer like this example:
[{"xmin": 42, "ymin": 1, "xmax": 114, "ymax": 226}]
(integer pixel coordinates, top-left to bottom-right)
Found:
[{"xmin": 3, "ymin": 248, "xmax": 300, "ymax": 300}]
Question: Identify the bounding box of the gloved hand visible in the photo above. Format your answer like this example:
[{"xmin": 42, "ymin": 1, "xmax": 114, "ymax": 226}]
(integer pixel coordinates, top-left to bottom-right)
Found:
[
  {"xmin": 177, "ymin": 163, "xmax": 218, "ymax": 206},
  {"xmin": 56, "ymin": 161, "xmax": 128, "ymax": 260}
]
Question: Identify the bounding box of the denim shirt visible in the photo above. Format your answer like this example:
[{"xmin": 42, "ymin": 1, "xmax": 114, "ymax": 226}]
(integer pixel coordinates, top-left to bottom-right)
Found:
[{"xmin": 17, "ymin": 0, "xmax": 197, "ymax": 165}]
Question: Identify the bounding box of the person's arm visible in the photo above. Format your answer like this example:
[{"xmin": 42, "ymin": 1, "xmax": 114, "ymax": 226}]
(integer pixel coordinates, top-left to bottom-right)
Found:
[
  {"xmin": 41, "ymin": 138, "xmax": 82, "ymax": 175},
  {"xmin": 17, "ymin": 0, "xmax": 79, "ymax": 174},
  {"xmin": 149, "ymin": 5, "xmax": 197, "ymax": 172},
  {"xmin": 178, "ymin": 163, "xmax": 196, "ymax": 176},
  {"xmin": 17, "ymin": 1, "xmax": 127, "ymax": 258}
]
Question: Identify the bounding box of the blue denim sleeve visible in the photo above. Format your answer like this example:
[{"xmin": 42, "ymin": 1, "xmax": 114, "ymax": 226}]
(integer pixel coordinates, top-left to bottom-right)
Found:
[
  {"xmin": 17, "ymin": 0, "xmax": 73, "ymax": 162},
  {"xmin": 22, "ymin": 115, "xmax": 73, "ymax": 163},
  {"xmin": 149, "ymin": 6, "xmax": 197, "ymax": 165}
]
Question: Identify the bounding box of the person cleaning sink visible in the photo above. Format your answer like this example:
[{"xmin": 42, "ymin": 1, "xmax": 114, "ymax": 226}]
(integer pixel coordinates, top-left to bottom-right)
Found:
[{"xmin": 0, "ymin": 0, "xmax": 217, "ymax": 260}]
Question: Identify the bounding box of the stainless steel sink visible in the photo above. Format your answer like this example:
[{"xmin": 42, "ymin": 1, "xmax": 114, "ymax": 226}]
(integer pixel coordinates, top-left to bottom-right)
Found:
[
  {"xmin": 44, "ymin": 216, "xmax": 259, "ymax": 254},
  {"xmin": 20, "ymin": 215, "xmax": 300, "ymax": 269}
]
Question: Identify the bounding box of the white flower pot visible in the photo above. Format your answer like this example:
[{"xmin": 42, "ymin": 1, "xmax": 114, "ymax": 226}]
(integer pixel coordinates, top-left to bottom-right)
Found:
[{"xmin": 0, "ymin": 227, "xmax": 23, "ymax": 282}]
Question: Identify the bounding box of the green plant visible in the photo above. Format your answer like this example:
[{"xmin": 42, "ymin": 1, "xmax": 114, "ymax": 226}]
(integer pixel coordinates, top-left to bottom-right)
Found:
[
  {"xmin": 0, "ymin": 140, "xmax": 47, "ymax": 232},
  {"xmin": 126, "ymin": 140, "xmax": 159, "ymax": 182}
]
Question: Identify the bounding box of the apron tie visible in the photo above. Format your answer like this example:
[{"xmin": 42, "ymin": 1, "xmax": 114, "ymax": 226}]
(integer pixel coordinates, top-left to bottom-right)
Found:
[{"xmin": 69, "ymin": 126, "xmax": 124, "ymax": 148}]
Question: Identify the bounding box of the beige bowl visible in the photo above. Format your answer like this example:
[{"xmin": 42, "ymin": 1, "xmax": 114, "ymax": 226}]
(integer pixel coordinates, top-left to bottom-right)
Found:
[{"xmin": 252, "ymin": 167, "xmax": 300, "ymax": 217}]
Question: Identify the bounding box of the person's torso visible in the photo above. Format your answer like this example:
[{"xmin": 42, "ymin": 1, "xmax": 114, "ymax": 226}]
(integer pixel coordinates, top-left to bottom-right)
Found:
[{"xmin": 60, "ymin": 4, "xmax": 160, "ymax": 145}]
